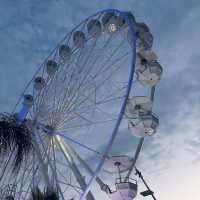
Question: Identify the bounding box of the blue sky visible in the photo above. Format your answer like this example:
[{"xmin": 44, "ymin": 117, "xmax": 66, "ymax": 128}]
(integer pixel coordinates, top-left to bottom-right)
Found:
[{"xmin": 0, "ymin": 0, "xmax": 200, "ymax": 199}]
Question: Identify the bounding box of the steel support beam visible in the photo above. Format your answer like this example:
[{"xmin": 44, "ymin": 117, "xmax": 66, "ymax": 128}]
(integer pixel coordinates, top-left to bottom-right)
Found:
[{"xmin": 54, "ymin": 135, "xmax": 95, "ymax": 200}]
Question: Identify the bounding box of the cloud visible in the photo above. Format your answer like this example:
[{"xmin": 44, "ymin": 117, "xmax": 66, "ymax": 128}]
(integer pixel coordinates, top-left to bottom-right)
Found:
[{"xmin": 0, "ymin": 1, "xmax": 200, "ymax": 199}]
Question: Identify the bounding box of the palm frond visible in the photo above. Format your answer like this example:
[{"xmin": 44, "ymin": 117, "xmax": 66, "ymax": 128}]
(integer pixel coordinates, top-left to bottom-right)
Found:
[
  {"xmin": 0, "ymin": 113, "xmax": 33, "ymax": 171},
  {"xmin": 44, "ymin": 192, "xmax": 59, "ymax": 200},
  {"xmin": 5, "ymin": 195, "xmax": 15, "ymax": 200},
  {"xmin": 31, "ymin": 187, "xmax": 59, "ymax": 200},
  {"xmin": 44, "ymin": 187, "xmax": 59, "ymax": 200},
  {"xmin": 0, "ymin": 184, "xmax": 16, "ymax": 200},
  {"xmin": 31, "ymin": 187, "xmax": 44, "ymax": 200}
]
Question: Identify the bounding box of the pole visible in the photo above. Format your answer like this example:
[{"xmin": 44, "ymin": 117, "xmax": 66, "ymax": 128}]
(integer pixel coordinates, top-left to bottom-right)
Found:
[
  {"xmin": 150, "ymin": 86, "xmax": 156, "ymax": 102},
  {"xmin": 54, "ymin": 135, "xmax": 95, "ymax": 200},
  {"xmin": 125, "ymin": 137, "xmax": 144, "ymax": 181},
  {"xmin": 66, "ymin": 143, "xmax": 111, "ymax": 194}
]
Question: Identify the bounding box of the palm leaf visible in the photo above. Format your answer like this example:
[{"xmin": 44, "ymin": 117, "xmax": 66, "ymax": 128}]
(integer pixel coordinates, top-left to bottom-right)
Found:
[
  {"xmin": 5, "ymin": 195, "xmax": 15, "ymax": 200},
  {"xmin": 31, "ymin": 187, "xmax": 59, "ymax": 200},
  {"xmin": 31, "ymin": 187, "xmax": 44, "ymax": 200},
  {"xmin": 44, "ymin": 187, "xmax": 59, "ymax": 200},
  {"xmin": 0, "ymin": 113, "xmax": 33, "ymax": 171}
]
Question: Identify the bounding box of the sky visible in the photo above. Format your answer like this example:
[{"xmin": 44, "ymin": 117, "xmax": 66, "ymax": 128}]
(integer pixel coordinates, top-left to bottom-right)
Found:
[{"xmin": 0, "ymin": 0, "xmax": 200, "ymax": 199}]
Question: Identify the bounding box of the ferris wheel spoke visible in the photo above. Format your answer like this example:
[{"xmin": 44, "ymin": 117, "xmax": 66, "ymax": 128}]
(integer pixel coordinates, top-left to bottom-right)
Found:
[
  {"xmin": 50, "ymin": 145, "xmax": 66, "ymax": 200},
  {"xmin": 58, "ymin": 180, "xmax": 82, "ymax": 193},
  {"xmin": 77, "ymin": 50, "xmax": 130, "ymax": 102},
  {"xmin": 17, "ymin": 159, "xmax": 32, "ymax": 199},
  {"xmin": 34, "ymin": 45, "xmax": 130, "ymax": 130},
  {"xmin": 71, "ymin": 34, "xmax": 114, "ymax": 91},
  {"xmin": 57, "ymin": 117, "xmax": 122, "ymax": 131},
  {"xmin": 56, "ymin": 33, "xmax": 123, "ymax": 115},
  {"xmin": 54, "ymin": 48, "xmax": 86, "ymax": 111},
  {"xmin": 61, "ymin": 91, "xmax": 126, "ymax": 120},
  {"xmin": 72, "ymin": 87, "xmax": 127, "ymax": 118},
  {"xmin": 56, "ymin": 133, "xmax": 103, "ymax": 158},
  {"xmin": 34, "ymin": 132, "xmax": 66, "ymax": 200},
  {"xmin": 68, "ymin": 66, "xmax": 125, "ymax": 120},
  {"xmin": 85, "ymin": 37, "xmax": 127, "ymax": 84},
  {"xmin": 66, "ymin": 143, "xmax": 108, "ymax": 192},
  {"xmin": 57, "ymin": 35, "xmax": 100, "ymax": 110},
  {"xmin": 54, "ymin": 136, "xmax": 96, "ymax": 200},
  {"xmin": 51, "ymin": 140, "xmax": 63, "ymax": 190},
  {"xmin": 18, "ymin": 172, "xmax": 35, "ymax": 199},
  {"xmin": 32, "ymin": 132, "xmax": 51, "ymax": 186},
  {"xmin": 57, "ymin": 120, "xmax": 110, "ymax": 130},
  {"xmin": 56, "ymin": 168, "xmax": 82, "ymax": 194},
  {"xmin": 74, "ymin": 39, "xmax": 126, "ymax": 96},
  {"xmin": 36, "ymin": 25, "xmax": 97, "ymax": 115},
  {"xmin": 53, "ymin": 80, "xmax": 125, "ymax": 130},
  {"xmin": 66, "ymin": 54, "xmax": 128, "ymax": 114},
  {"xmin": 0, "ymin": 150, "xmax": 14, "ymax": 183}
]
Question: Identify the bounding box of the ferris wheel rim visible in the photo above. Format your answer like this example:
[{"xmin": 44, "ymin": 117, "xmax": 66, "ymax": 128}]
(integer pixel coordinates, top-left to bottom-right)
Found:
[{"xmin": 79, "ymin": 8, "xmax": 136, "ymax": 199}]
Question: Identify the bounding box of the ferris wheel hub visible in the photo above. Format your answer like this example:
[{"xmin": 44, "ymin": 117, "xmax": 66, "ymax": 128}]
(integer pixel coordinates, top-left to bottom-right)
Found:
[{"xmin": 42, "ymin": 125, "xmax": 56, "ymax": 135}]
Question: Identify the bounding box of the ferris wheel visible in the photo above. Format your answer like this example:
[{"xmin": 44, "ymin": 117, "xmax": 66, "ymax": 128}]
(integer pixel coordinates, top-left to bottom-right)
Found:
[{"xmin": 0, "ymin": 9, "xmax": 162, "ymax": 200}]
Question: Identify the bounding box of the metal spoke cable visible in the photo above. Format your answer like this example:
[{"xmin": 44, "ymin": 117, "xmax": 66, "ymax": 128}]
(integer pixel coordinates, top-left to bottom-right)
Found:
[{"xmin": 58, "ymin": 133, "xmax": 103, "ymax": 157}]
